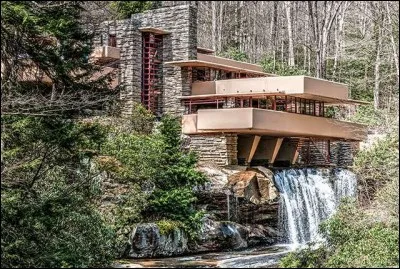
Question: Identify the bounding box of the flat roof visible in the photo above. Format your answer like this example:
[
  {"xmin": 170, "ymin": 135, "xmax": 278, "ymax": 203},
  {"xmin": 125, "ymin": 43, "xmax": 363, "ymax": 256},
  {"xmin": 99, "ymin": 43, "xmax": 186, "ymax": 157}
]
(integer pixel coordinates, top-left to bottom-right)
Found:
[
  {"xmin": 165, "ymin": 53, "xmax": 277, "ymax": 76},
  {"xmin": 179, "ymin": 92, "xmax": 370, "ymax": 105},
  {"xmin": 138, "ymin": 27, "xmax": 170, "ymax": 35},
  {"xmin": 197, "ymin": 47, "xmax": 215, "ymax": 54}
]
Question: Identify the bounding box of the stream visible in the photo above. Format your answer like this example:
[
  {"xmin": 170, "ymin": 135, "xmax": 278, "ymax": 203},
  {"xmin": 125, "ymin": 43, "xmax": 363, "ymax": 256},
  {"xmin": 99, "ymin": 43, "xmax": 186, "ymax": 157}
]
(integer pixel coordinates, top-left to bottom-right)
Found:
[{"xmin": 114, "ymin": 244, "xmax": 292, "ymax": 268}]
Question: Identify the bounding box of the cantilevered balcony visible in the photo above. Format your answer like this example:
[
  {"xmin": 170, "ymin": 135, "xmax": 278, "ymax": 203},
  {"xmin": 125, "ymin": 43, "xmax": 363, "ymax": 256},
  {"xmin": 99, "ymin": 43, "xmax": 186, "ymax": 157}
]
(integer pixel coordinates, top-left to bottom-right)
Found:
[
  {"xmin": 182, "ymin": 108, "xmax": 367, "ymax": 141},
  {"xmin": 189, "ymin": 76, "xmax": 367, "ymax": 105},
  {"xmin": 90, "ymin": 45, "xmax": 120, "ymax": 64}
]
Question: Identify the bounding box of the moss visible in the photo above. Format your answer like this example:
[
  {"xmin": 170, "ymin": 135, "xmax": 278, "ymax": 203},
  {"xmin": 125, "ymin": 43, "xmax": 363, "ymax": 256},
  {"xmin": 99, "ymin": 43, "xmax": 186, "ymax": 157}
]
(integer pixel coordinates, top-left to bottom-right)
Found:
[{"xmin": 156, "ymin": 220, "xmax": 183, "ymax": 235}]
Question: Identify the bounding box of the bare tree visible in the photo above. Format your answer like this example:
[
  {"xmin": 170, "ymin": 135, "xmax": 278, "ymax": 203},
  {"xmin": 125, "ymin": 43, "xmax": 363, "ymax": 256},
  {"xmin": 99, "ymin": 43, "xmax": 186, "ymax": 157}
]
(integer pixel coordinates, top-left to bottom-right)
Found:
[{"xmin": 285, "ymin": 1, "xmax": 295, "ymax": 67}]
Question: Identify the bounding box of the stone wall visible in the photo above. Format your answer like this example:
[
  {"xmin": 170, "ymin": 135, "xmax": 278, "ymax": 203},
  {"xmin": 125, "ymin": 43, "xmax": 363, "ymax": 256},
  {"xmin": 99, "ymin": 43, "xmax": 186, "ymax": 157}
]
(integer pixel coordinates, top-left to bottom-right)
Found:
[
  {"xmin": 93, "ymin": 5, "xmax": 197, "ymax": 115},
  {"xmin": 188, "ymin": 134, "xmax": 238, "ymax": 166}
]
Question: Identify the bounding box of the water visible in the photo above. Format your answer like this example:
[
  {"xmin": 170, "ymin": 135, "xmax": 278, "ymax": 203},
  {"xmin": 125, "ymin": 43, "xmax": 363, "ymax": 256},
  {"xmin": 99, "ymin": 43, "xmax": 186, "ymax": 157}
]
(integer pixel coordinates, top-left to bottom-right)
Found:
[
  {"xmin": 114, "ymin": 245, "xmax": 291, "ymax": 268},
  {"xmin": 115, "ymin": 167, "xmax": 357, "ymax": 267},
  {"xmin": 274, "ymin": 168, "xmax": 357, "ymax": 247}
]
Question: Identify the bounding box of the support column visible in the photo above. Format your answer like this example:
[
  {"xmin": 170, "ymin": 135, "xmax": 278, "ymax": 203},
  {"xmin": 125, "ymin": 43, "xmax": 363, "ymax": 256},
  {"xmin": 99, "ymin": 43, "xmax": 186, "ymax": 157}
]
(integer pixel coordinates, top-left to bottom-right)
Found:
[
  {"xmin": 291, "ymin": 139, "xmax": 302, "ymax": 165},
  {"xmin": 247, "ymin": 135, "xmax": 261, "ymax": 165},
  {"xmin": 270, "ymin": 138, "xmax": 283, "ymax": 164}
]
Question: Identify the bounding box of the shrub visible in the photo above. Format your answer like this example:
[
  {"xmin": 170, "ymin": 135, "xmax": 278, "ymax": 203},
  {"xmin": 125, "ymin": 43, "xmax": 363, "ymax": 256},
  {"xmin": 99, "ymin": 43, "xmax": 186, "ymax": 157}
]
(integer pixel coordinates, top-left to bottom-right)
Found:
[
  {"xmin": 156, "ymin": 220, "xmax": 183, "ymax": 235},
  {"xmin": 354, "ymin": 133, "xmax": 399, "ymax": 205},
  {"xmin": 1, "ymin": 116, "xmax": 116, "ymax": 268},
  {"xmin": 280, "ymin": 244, "xmax": 329, "ymax": 268}
]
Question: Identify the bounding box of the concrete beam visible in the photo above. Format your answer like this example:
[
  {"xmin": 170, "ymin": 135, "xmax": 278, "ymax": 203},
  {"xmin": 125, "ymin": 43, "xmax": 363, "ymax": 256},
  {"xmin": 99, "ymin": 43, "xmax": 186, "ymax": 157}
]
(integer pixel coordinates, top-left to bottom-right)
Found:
[
  {"xmin": 247, "ymin": 135, "xmax": 261, "ymax": 164},
  {"xmin": 291, "ymin": 139, "xmax": 302, "ymax": 164},
  {"xmin": 270, "ymin": 138, "xmax": 283, "ymax": 164}
]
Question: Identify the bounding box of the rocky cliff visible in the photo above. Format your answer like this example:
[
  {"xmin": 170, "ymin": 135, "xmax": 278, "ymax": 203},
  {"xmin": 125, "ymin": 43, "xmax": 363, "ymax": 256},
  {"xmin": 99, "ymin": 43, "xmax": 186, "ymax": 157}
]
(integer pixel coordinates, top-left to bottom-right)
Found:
[{"xmin": 126, "ymin": 165, "xmax": 280, "ymax": 258}]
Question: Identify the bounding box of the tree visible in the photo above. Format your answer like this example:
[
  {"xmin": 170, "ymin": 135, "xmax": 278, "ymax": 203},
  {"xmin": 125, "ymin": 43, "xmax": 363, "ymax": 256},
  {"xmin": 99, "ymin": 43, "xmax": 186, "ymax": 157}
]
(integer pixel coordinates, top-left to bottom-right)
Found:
[
  {"xmin": 1, "ymin": 1, "xmax": 118, "ymax": 117},
  {"xmin": 1, "ymin": 2, "xmax": 118, "ymax": 267}
]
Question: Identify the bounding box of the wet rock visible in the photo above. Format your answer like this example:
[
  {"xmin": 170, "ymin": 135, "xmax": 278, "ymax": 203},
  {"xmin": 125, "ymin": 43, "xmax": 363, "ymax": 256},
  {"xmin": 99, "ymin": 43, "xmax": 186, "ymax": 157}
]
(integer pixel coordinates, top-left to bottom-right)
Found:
[
  {"xmin": 128, "ymin": 223, "xmax": 188, "ymax": 258},
  {"xmin": 246, "ymin": 224, "xmax": 280, "ymax": 247},
  {"xmin": 195, "ymin": 217, "xmax": 248, "ymax": 252},
  {"xmin": 195, "ymin": 165, "xmax": 280, "ymax": 231}
]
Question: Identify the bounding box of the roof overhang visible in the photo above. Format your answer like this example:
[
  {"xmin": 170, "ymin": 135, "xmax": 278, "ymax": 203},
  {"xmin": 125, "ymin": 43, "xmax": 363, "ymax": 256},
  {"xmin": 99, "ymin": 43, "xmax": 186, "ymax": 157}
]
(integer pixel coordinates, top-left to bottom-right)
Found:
[
  {"xmin": 179, "ymin": 76, "xmax": 369, "ymax": 105},
  {"xmin": 165, "ymin": 53, "xmax": 276, "ymax": 76},
  {"xmin": 179, "ymin": 93, "xmax": 369, "ymax": 105},
  {"xmin": 138, "ymin": 27, "xmax": 170, "ymax": 35},
  {"xmin": 197, "ymin": 47, "xmax": 215, "ymax": 54}
]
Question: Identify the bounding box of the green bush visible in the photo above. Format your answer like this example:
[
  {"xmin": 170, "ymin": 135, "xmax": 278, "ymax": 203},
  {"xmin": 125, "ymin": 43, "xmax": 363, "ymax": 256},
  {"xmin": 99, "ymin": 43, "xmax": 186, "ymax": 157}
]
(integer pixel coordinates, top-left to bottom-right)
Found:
[
  {"xmin": 1, "ymin": 117, "xmax": 115, "ymax": 268},
  {"xmin": 156, "ymin": 220, "xmax": 183, "ymax": 235},
  {"xmin": 348, "ymin": 104, "xmax": 383, "ymax": 127},
  {"xmin": 280, "ymin": 244, "xmax": 329, "ymax": 268},
  {"xmin": 1, "ymin": 189, "xmax": 115, "ymax": 268},
  {"xmin": 97, "ymin": 114, "xmax": 207, "ymax": 246}
]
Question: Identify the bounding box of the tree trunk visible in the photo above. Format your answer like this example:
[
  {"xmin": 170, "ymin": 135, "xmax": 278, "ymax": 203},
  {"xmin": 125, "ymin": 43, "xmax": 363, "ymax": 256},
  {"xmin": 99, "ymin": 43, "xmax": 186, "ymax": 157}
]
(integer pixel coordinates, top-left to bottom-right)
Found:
[
  {"xmin": 218, "ymin": 2, "xmax": 224, "ymax": 52},
  {"xmin": 270, "ymin": 2, "xmax": 278, "ymax": 70},
  {"xmin": 333, "ymin": 3, "xmax": 347, "ymax": 77},
  {"xmin": 373, "ymin": 3, "xmax": 382, "ymax": 110},
  {"xmin": 285, "ymin": 1, "xmax": 295, "ymax": 67},
  {"xmin": 385, "ymin": 2, "xmax": 399, "ymax": 85},
  {"xmin": 211, "ymin": 1, "xmax": 217, "ymax": 51}
]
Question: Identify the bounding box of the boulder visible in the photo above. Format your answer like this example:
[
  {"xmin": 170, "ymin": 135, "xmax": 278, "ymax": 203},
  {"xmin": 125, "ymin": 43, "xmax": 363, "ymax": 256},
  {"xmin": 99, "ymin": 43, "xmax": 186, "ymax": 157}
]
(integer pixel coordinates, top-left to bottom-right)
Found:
[
  {"xmin": 128, "ymin": 223, "xmax": 188, "ymax": 258},
  {"xmin": 195, "ymin": 217, "xmax": 248, "ymax": 252},
  {"xmin": 228, "ymin": 167, "xmax": 278, "ymax": 204},
  {"xmin": 246, "ymin": 224, "xmax": 280, "ymax": 247}
]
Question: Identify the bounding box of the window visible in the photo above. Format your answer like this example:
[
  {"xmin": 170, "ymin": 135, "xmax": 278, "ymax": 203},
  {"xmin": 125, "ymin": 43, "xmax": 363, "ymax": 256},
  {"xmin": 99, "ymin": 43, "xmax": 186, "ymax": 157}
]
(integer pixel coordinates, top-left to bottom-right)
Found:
[{"xmin": 108, "ymin": 34, "xmax": 116, "ymax": 47}]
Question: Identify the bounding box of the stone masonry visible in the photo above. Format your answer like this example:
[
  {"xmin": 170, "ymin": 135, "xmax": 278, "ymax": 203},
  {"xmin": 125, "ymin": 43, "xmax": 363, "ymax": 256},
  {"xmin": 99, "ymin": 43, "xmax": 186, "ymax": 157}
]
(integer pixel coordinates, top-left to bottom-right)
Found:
[
  {"xmin": 188, "ymin": 134, "xmax": 238, "ymax": 166},
  {"xmin": 93, "ymin": 4, "xmax": 197, "ymax": 116}
]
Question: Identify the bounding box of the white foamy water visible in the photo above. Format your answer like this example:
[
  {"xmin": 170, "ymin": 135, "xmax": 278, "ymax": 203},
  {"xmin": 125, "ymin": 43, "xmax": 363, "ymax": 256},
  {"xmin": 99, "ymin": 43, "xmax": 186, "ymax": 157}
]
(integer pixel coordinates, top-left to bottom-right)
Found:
[{"xmin": 274, "ymin": 168, "xmax": 357, "ymax": 247}]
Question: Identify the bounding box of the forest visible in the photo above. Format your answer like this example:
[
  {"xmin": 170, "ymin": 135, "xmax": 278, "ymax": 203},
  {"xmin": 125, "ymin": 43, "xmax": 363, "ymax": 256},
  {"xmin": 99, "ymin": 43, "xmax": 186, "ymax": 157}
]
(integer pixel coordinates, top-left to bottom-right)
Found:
[{"xmin": 1, "ymin": 1, "xmax": 398, "ymax": 268}]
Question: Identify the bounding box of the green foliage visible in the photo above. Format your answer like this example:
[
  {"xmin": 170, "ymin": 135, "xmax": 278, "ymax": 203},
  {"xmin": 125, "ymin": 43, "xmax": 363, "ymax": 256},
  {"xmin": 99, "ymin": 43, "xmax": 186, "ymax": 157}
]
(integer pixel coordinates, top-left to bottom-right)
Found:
[
  {"xmin": 100, "ymin": 131, "xmax": 164, "ymax": 183},
  {"xmin": 110, "ymin": 184, "xmax": 148, "ymax": 257},
  {"xmin": 109, "ymin": 1, "xmax": 159, "ymax": 19},
  {"xmin": 1, "ymin": 1, "xmax": 115, "ymax": 116},
  {"xmin": 280, "ymin": 244, "xmax": 329, "ymax": 268},
  {"xmin": 348, "ymin": 104, "xmax": 383, "ymax": 126},
  {"xmin": 1, "ymin": 1, "xmax": 119, "ymax": 265},
  {"xmin": 156, "ymin": 220, "xmax": 183, "ymax": 235},
  {"xmin": 146, "ymin": 115, "xmax": 207, "ymax": 240},
  {"xmin": 96, "ymin": 114, "xmax": 207, "ymax": 246},
  {"xmin": 325, "ymin": 224, "xmax": 398, "ymax": 268},
  {"xmin": 152, "ymin": 115, "xmax": 207, "ymax": 191},
  {"xmin": 326, "ymin": 58, "xmax": 374, "ymax": 102},
  {"xmin": 1, "ymin": 189, "xmax": 114, "ymax": 268},
  {"xmin": 129, "ymin": 104, "xmax": 156, "ymax": 135},
  {"xmin": 354, "ymin": 133, "xmax": 399, "ymax": 204},
  {"xmin": 218, "ymin": 47, "xmax": 250, "ymax": 62},
  {"xmin": 259, "ymin": 56, "xmax": 308, "ymax": 76},
  {"xmin": 1, "ymin": 117, "xmax": 115, "ymax": 268}
]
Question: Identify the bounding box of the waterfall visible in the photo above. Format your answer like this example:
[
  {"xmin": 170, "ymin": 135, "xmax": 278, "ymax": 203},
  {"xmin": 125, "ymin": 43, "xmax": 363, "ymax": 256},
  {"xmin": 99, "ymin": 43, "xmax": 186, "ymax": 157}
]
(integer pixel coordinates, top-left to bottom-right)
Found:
[{"xmin": 274, "ymin": 168, "xmax": 357, "ymax": 247}]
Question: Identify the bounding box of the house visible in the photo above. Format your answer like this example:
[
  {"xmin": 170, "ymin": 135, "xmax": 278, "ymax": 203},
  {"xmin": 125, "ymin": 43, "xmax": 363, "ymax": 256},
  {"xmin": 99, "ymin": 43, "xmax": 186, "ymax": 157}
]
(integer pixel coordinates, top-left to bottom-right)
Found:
[{"xmin": 23, "ymin": 4, "xmax": 369, "ymax": 167}]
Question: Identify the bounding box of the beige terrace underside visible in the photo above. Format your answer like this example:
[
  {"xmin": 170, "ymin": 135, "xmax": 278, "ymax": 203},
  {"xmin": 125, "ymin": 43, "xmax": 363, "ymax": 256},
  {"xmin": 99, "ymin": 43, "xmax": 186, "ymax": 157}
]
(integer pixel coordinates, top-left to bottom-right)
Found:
[{"xmin": 182, "ymin": 108, "xmax": 367, "ymax": 141}]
